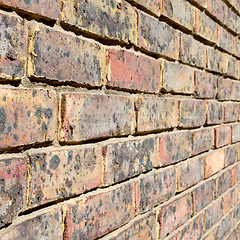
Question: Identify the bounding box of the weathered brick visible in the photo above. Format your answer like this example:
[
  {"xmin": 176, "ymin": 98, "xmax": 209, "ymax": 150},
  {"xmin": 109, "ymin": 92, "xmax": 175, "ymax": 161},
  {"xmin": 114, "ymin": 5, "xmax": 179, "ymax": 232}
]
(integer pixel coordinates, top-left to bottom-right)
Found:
[
  {"xmin": 215, "ymin": 169, "xmax": 232, "ymax": 197},
  {"xmin": 0, "ymin": 206, "xmax": 62, "ymax": 240},
  {"xmin": 161, "ymin": 0, "xmax": 194, "ymax": 30},
  {"xmin": 226, "ymin": 230, "xmax": 238, "ymax": 240},
  {"xmin": 0, "ymin": 12, "xmax": 27, "ymax": 80},
  {"xmin": 132, "ymin": 0, "xmax": 161, "ymax": 16},
  {"xmin": 0, "ymin": 157, "xmax": 27, "ymax": 227},
  {"xmin": 218, "ymin": 27, "xmax": 233, "ymax": 54},
  {"xmin": 0, "ymin": 88, "xmax": 57, "ymax": 149},
  {"xmin": 158, "ymin": 193, "xmax": 192, "ymax": 238},
  {"xmin": 224, "ymin": 145, "xmax": 238, "ymax": 167},
  {"xmin": 28, "ymin": 145, "xmax": 102, "ymax": 208},
  {"xmin": 233, "ymin": 36, "xmax": 240, "ymax": 58},
  {"xmin": 0, "ymin": 0, "xmax": 60, "ymax": 20},
  {"xmin": 217, "ymin": 78, "xmax": 233, "ymax": 100},
  {"xmin": 204, "ymin": 198, "xmax": 223, "ymax": 231},
  {"xmin": 162, "ymin": 60, "xmax": 194, "ymax": 94},
  {"xmin": 231, "ymin": 164, "xmax": 238, "ymax": 186},
  {"xmin": 59, "ymin": 93, "xmax": 134, "ymax": 142},
  {"xmin": 192, "ymin": 179, "xmax": 215, "ymax": 214},
  {"xmin": 232, "ymin": 123, "xmax": 240, "ymax": 143},
  {"xmin": 227, "ymin": 55, "xmax": 239, "ymax": 79},
  {"xmin": 207, "ymin": 48, "xmax": 227, "ymax": 73},
  {"xmin": 135, "ymin": 97, "xmax": 178, "ymax": 132},
  {"xmin": 222, "ymin": 188, "xmax": 237, "ymax": 215},
  {"xmin": 63, "ymin": 182, "xmax": 136, "ymax": 239},
  {"xmin": 136, "ymin": 167, "xmax": 176, "ymax": 213},
  {"xmin": 207, "ymin": 101, "xmax": 224, "ymax": 125},
  {"xmin": 215, "ymin": 215, "xmax": 231, "ymax": 239},
  {"xmin": 137, "ymin": 11, "xmax": 179, "ymax": 59},
  {"xmin": 207, "ymin": 0, "xmax": 226, "ymax": 24},
  {"xmin": 225, "ymin": 6, "xmax": 240, "ymax": 34},
  {"xmin": 224, "ymin": 102, "xmax": 239, "ymax": 123},
  {"xmin": 204, "ymin": 150, "xmax": 224, "ymax": 178},
  {"xmin": 106, "ymin": 49, "xmax": 160, "ymax": 93},
  {"xmin": 215, "ymin": 125, "xmax": 232, "ymax": 148},
  {"xmin": 180, "ymin": 34, "xmax": 207, "ymax": 68},
  {"xmin": 232, "ymin": 80, "xmax": 240, "ymax": 101},
  {"xmin": 179, "ymin": 99, "xmax": 206, "ymax": 128},
  {"xmin": 177, "ymin": 156, "xmax": 203, "ymax": 191},
  {"xmin": 61, "ymin": 0, "xmax": 137, "ymax": 44},
  {"xmin": 102, "ymin": 212, "xmax": 157, "ymax": 240},
  {"xmin": 193, "ymin": 0, "xmax": 207, "ymax": 8},
  {"xmin": 192, "ymin": 128, "xmax": 214, "ymax": 155},
  {"xmin": 103, "ymin": 136, "xmax": 159, "ymax": 185},
  {"xmin": 230, "ymin": 202, "xmax": 240, "ymax": 227},
  {"xmin": 159, "ymin": 131, "xmax": 192, "ymax": 166}
]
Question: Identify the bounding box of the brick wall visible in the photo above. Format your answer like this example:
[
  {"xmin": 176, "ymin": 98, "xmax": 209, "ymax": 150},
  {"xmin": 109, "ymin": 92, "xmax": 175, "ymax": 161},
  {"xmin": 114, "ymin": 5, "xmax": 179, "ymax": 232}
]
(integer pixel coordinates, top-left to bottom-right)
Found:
[{"xmin": 0, "ymin": 0, "xmax": 240, "ymax": 239}]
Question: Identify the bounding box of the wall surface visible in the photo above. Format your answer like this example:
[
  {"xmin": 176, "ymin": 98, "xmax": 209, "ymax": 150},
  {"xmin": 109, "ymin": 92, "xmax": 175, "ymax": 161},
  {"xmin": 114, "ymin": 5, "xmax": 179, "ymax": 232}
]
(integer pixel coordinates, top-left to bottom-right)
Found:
[{"xmin": 0, "ymin": 0, "xmax": 240, "ymax": 239}]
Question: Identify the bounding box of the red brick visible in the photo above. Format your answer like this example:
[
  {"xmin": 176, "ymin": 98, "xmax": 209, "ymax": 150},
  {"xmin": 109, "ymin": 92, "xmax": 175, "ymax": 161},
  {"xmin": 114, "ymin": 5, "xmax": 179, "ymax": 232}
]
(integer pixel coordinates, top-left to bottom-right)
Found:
[
  {"xmin": 207, "ymin": 48, "xmax": 228, "ymax": 73},
  {"xmin": 0, "ymin": 88, "xmax": 57, "ymax": 149},
  {"xmin": 102, "ymin": 212, "xmax": 157, "ymax": 240},
  {"xmin": 161, "ymin": 0, "xmax": 195, "ymax": 30},
  {"xmin": 192, "ymin": 179, "xmax": 215, "ymax": 214},
  {"xmin": 103, "ymin": 136, "xmax": 159, "ymax": 185},
  {"xmin": 158, "ymin": 194, "xmax": 192, "ymax": 238},
  {"xmin": 204, "ymin": 198, "xmax": 223, "ymax": 231},
  {"xmin": 192, "ymin": 128, "xmax": 214, "ymax": 155},
  {"xmin": 204, "ymin": 150, "xmax": 225, "ymax": 178},
  {"xmin": 28, "ymin": 145, "xmax": 102, "ymax": 208},
  {"xmin": 106, "ymin": 49, "xmax": 160, "ymax": 93},
  {"xmin": 227, "ymin": 55, "xmax": 239, "ymax": 79},
  {"xmin": 136, "ymin": 167, "xmax": 176, "ymax": 213},
  {"xmin": 137, "ymin": 11, "xmax": 179, "ymax": 59},
  {"xmin": 232, "ymin": 80, "xmax": 240, "ymax": 100},
  {"xmin": 59, "ymin": 93, "xmax": 134, "ymax": 142},
  {"xmin": 224, "ymin": 102, "xmax": 239, "ymax": 123},
  {"xmin": 177, "ymin": 156, "xmax": 203, "ymax": 191},
  {"xmin": 63, "ymin": 182, "xmax": 136, "ymax": 239},
  {"xmin": 217, "ymin": 78, "xmax": 233, "ymax": 100},
  {"xmin": 0, "ymin": 0, "xmax": 60, "ymax": 20},
  {"xmin": 217, "ymin": 27, "xmax": 233, "ymax": 54},
  {"xmin": 194, "ymin": 71, "xmax": 217, "ymax": 99},
  {"xmin": 231, "ymin": 162, "xmax": 240, "ymax": 185},
  {"xmin": 207, "ymin": 101, "xmax": 224, "ymax": 125},
  {"xmin": 162, "ymin": 61, "xmax": 194, "ymax": 94},
  {"xmin": 232, "ymin": 123, "xmax": 240, "ymax": 143},
  {"xmin": 224, "ymin": 145, "xmax": 238, "ymax": 167},
  {"xmin": 0, "ymin": 12, "xmax": 27, "ymax": 80},
  {"xmin": 135, "ymin": 97, "xmax": 178, "ymax": 132},
  {"xmin": 159, "ymin": 131, "xmax": 192, "ymax": 166},
  {"xmin": 215, "ymin": 169, "xmax": 232, "ymax": 197},
  {"xmin": 61, "ymin": 0, "xmax": 137, "ymax": 44},
  {"xmin": 222, "ymin": 188, "xmax": 237, "ymax": 215},
  {"xmin": 28, "ymin": 24, "xmax": 106, "ymax": 87},
  {"xmin": 179, "ymin": 99, "xmax": 207, "ymax": 128},
  {"xmin": 0, "ymin": 156, "xmax": 27, "ymax": 227},
  {"xmin": 215, "ymin": 125, "xmax": 232, "ymax": 148},
  {"xmin": 230, "ymin": 202, "xmax": 240, "ymax": 227},
  {"xmin": 0, "ymin": 206, "xmax": 62, "ymax": 239}
]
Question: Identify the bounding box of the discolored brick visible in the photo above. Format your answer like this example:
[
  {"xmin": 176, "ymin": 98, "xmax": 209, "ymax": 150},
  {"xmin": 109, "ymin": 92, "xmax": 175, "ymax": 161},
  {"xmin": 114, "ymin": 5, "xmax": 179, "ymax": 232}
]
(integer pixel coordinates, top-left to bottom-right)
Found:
[
  {"xmin": 207, "ymin": 0, "xmax": 226, "ymax": 23},
  {"xmin": 227, "ymin": 55, "xmax": 239, "ymax": 79},
  {"xmin": 132, "ymin": 0, "xmax": 161, "ymax": 16},
  {"xmin": 215, "ymin": 125, "xmax": 232, "ymax": 148},
  {"xmin": 217, "ymin": 78, "xmax": 233, "ymax": 100},
  {"xmin": 215, "ymin": 215, "xmax": 231, "ymax": 239},
  {"xmin": 222, "ymin": 188, "xmax": 237, "ymax": 215},
  {"xmin": 232, "ymin": 80, "xmax": 240, "ymax": 101},
  {"xmin": 218, "ymin": 27, "xmax": 233, "ymax": 54},
  {"xmin": 215, "ymin": 169, "xmax": 232, "ymax": 197},
  {"xmin": 224, "ymin": 102, "xmax": 239, "ymax": 123},
  {"xmin": 224, "ymin": 145, "xmax": 238, "ymax": 167},
  {"xmin": 232, "ymin": 123, "xmax": 240, "ymax": 143},
  {"xmin": 206, "ymin": 101, "xmax": 224, "ymax": 125}
]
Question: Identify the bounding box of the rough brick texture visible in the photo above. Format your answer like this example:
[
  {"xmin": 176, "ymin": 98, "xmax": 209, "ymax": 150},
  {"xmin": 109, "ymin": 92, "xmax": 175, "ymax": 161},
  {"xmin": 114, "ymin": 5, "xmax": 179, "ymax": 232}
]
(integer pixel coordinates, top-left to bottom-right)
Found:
[{"xmin": 0, "ymin": 0, "xmax": 239, "ymax": 239}]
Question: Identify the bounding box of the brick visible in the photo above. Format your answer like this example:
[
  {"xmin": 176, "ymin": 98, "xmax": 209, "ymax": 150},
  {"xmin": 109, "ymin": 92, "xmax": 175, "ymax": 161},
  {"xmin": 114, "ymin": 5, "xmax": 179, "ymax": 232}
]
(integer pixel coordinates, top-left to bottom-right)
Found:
[
  {"xmin": 232, "ymin": 80, "xmax": 240, "ymax": 101},
  {"xmin": 192, "ymin": 128, "xmax": 214, "ymax": 155},
  {"xmin": 179, "ymin": 99, "xmax": 206, "ymax": 128},
  {"xmin": 103, "ymin": 136, "xmax": 159, "ymax": 185},
  {"xmin": 0, "ymin": 0, "xmax": 60, "ymax": 20},
  {"xmin": 137, "ymin": 11, "xmax": 179, "ymax": 59},
  {"xmin": 28, "ymin": 145, "xmax": 102, "ymax": 208},
  {"xmin": 59, "ymin": 93, "xmax": 134, "ymax": 142},
  {"xmin": 135, "ymin": 97, "xmax": 178, "ymax": 132},
  {"xmin": 218, "ymin": 27, "xmax": 233, "ymax": 54},
  {"xmin": 225, "ymin": 7, "xmax": 240, "ymax": 34},
  {"xmin": 106, "ymin": 49, "xmax": 160, "ymax": 93},
  {"xmin": 162, "ymin": 61, "xmax": 194, "ymax": 94},
  {"xmin": 159, "ymin": 131, "xmax": 192, "ymax": 166},
  {"xmin": 215, "ymin": 169, "xmax": 232, "ymax": 197},
  {"xmin": 222, "ymin": 188, "xmax": 237, "ymax": 215},
  {"xmin": 207, "ymin": 48, "xmax": 227, "ymax": 73},
  {"xmin": 206, "ymin": 101, "xmax": 224, "ymax": 125},
  {"xmin": 102, "ymin": 213, "xmax": 157, "ymax": 240},
  {"xmin": 233, "ymin": 37, "xmax": 240, "ymax": 58},
  {"xmin": 192, "ymin": 0, "xmax": 207, "ymax": 8},
  {"xmin": 180, "ymin": 34, "xmax": 207, "ymax": 68},
  {"xmin": 158, "ymin": 194, "xmax": 192, "ymax": 238},
  {"xmin": 230, "ymin": 202, "xmax": 240, "ymax": 227},
  {"xmin": 28, "ymin": 24, "xmax": 106, "ymax": 86},
  {"xmin": 61, "ymin": 0, "xmax": 137, "ymax": 44},
  {"xmin": 63, "ymin": 182, "xmax": 136, "ymax": 239},
  {"xmin": 232, "ymin": 123, "xmax": 240, "ymax": 143},
  {"xmin": 231, "ymin": 164, "xmax": 238, "ymax": 186},
  {"xmin": 227, "ymin": 55, "xmax": 239, "ymax": 79},
  {"xmin": 204, "ymin": 150, "xmax": 224, "ymax": 178},
  {"xmin": 226, "ymin": 230, "xmax": 238, "ymax": 240},
  {"xmin": 0, "ymin": 157, "xmax": 27, "ymax": 227},
  {"xmin": 217, "ymin": 78, "xmax": 233, "ymax": 100},
  {"xmin": 215, "ymin": 215, "xmax": 231, "ymax": 240},
  {"xmin": 207, "ymin": 0, "xmax": 226, "ymax": 24},
  {"xmin": 0, "ymin": 12, "xmax": 27, "ymax": 80},
  {"xmin": 0, "ymin": 88, "xmax": 57, "ymax": 149},
  {"xmin": 177, "ymin": 156, "xmax": 203, "ymax": 191},
  {"xmin": 136, "ymin": 167, "xmax": 176, "ymax": 213},
  {"xmin": 192, "ymin": 179, "xmax": 215, "ymax": 214},
  {"xmin": 204, "ymin": 198, "xmax": 223, "ymax": 231},
  {"xmin": 224, "ymin": 145, "xmax": 238, "ymax": 167},
  {"xmin": 215, "ymin": 125, "xmax": 232, "ymax": 148},
  {"xmin": 132, "ymin": 0, "xmax": 161, "ymax": 16},
  {"xmin": 0, "ymin": 206, "xmax": 62, "ymax": 239},
  {"xmin": 194, "ymin": 9, "xmax": 218, "ymax": 43},
  {"xmin": 224, "ymin": 102, "xmax": 239, "ymax": 123},
  {"xmin": 161, "ymin": 0, "xmax": 194, "ymax": 30}
]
